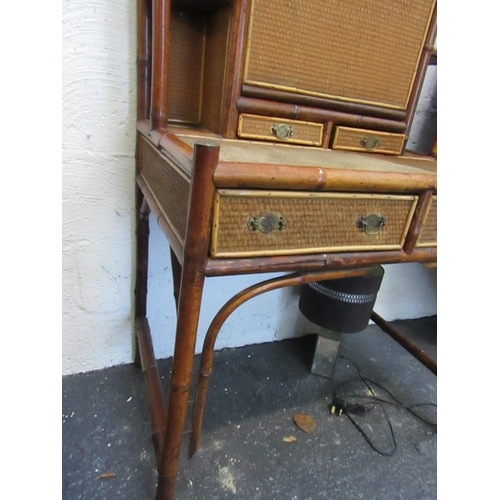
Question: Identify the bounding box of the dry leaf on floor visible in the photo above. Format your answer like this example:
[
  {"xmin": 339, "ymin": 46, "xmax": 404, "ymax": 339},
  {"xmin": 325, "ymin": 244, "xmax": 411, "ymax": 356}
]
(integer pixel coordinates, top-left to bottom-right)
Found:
[
  {"xmin": 283, "ymin": 435, "xmax": 297, "ymax": 443},
  {"xmin": 293, "ymin": 413, "xmax": 316, "ymax": 433},
  {"xmin": 97, "ymin": 472, "xmax": 116, "ymax": 480}
]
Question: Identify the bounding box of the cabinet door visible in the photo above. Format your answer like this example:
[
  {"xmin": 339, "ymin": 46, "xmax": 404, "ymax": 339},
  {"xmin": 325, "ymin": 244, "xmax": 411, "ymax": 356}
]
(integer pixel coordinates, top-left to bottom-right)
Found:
[{"xmin": 243, "ymin": 0, "xmax": 435, "ymax": 111}]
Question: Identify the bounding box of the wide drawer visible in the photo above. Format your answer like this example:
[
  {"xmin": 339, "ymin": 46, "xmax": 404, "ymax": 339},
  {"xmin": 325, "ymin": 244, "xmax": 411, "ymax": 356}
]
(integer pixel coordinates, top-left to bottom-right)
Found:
[
  {"xmin": 211, "ymin": 190, "xmax": 417, "ymax": 257},
  {"xmin": 332, "ymin": 127, "xmax": 405, "ymax": 155},
  {"xmin": 237, "ymin": 114, "xmax": 323, "ymax": 146},
  {"xmin": 416, "ymin": 195, "xmax": 437, "ymax": 247}
]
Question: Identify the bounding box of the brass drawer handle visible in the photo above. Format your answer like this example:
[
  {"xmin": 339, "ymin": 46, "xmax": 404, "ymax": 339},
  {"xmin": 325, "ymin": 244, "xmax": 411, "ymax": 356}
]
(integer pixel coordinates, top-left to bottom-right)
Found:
[
  {"xmin": 270, "ymin": 123, "xmax": 294, "ymax": 140},
  {"xmin": 248, "ymin": 214, "xmax": 287, "ymax": 234},
  {"xmin": 360, "ymin": 136, "xmax": 381, "ymax": 150},
  {"xmin": 357, "ymin": 214, "xmax": 386, "ymax": 235}
]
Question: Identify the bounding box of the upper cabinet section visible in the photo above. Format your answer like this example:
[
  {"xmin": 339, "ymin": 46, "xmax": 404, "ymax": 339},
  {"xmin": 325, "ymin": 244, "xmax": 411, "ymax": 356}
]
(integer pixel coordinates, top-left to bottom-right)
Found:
[
  {"xmin": 243, "ymin": 0, "xmax": 436, "ymax": 111},
  {"xmin": 142, "ymin": 0, "xmax": 437, "ymax": 154}
]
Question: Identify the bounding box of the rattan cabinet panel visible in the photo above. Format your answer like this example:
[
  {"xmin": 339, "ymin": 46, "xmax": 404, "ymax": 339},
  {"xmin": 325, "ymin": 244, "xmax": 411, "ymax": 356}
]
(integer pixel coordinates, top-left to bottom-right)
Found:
[
  {"xmin": 211, "ymin": 190, "xmax": 417, "ymax": 257},
  {"xmin": 332, "ymin": 127, "xmax": 405, "ymax": 155},
  {"xmin": 416, "ymin": 196, "xmax": 437, "ymax": 247},
  {"xmin": 167, "ymin": 12, "xmax": 205, "ymax": 124},
  {"xmin": 243, "ymin": 0, "xmax": 436, "ymax": 110},
  {"xmin": 138, "ymin": 136, "xmax": 190, "ymax": 242},
  {"xmin": 237, "ymin": 114, "xmax": 323, "ymax": 146}
]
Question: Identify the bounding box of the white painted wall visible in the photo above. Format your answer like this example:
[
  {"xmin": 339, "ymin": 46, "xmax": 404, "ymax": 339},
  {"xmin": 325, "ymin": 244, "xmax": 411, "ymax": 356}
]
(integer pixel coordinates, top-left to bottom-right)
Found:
[{"xmin": 62, "ymin": 0, "xmax": 437, "ymax": 376}]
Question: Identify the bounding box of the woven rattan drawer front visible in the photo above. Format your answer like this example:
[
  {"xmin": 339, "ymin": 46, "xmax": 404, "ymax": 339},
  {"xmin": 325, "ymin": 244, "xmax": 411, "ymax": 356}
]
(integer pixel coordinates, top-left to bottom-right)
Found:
[
  {"xmin": 211, "ymin": 190, "xmax": 417, "ymax": 258},
  {"xmin": 332, "ymin": 127, "xmax": 405, "ymax": 155},
  {"xmin": 416, "ymin": 196, "xmax": 437, "ymax": 247},
  {"xmin": 138, "ymin": 136, "xmax": 190, "ymax": 242},
  {"xmin": 238, "ymin": 114, "xmax": 323, "ymax": 146}
]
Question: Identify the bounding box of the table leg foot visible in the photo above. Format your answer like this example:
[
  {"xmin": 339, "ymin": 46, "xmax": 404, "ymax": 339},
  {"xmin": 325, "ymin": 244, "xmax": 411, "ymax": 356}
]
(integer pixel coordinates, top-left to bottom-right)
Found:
[{"xmin": 155, "ymin": 473, "xmax": 176, "ymax": 500}]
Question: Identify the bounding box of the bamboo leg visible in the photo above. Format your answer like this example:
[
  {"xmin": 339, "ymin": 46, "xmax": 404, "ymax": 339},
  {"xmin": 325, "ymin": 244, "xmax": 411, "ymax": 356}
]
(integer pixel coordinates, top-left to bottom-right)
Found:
[
  {"xmin": 370, "ymin": 311, "xmax": 437, "ymax": 375},
  {"xmin": 156, "ymin": 142, "xmax": 220, "ymax": 500},
  {"xmin": 136, "ymin": 316, "xmax": 168, "ymax": 465},
  {"xmin": 156, "ymin": 275, "xmax": 205, "ymax": 500},
  {"xmin": 170, "ymin": 247, "xmax": 182, "ymax": 313},
  {"xmin": 134, "ymin": 185, "xmax": 151, "ymax": 367},
  {"xmin": 189, "ymin": 267, "xmax": 371, "ymax": 457}
]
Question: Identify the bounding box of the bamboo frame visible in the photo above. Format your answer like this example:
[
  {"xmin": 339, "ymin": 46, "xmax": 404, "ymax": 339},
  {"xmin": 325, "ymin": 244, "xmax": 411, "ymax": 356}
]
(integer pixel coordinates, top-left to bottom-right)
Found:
[
  {"xmin": 133, "ymin": 185, "xmax": 151, "ymax": 366},
  {"xmin": 189, "ymin": 266, "xmax": 375, "ymax": 457},
  {"xmin": 241, "ymin": 84, "xmax": 408, "ymax": 122},
  {"xmin": 415, "ymin": 195, "xmax": 437, "ymax": 248},
  {"xmin": 204, "ymin": 247, "xmax": 437, "ymax": 277},
  {"xmin": 151, "ymin": 0, "xmax": 171, "ymax": 130},
  {"xmin": 371, "ymin": 311, "xmax": 437, "ymax": 375},
  {"xmin": 213, "ymin": 159, "xmax": 436, "ymax": 193},
  {"xmin": 403, "ymin": 190, "xmax": 434, "ymax": 254},
  {"xmin": 237, "ymin": 96, "xmax": 408, "ymax": 134},
  {"xmin": 220, "ymin": 0, "xmax": 248, "ymax": 138},
  {"xmin": 405, "ymin": 2, "xmax": 437, "ymax": 138},
  {"xmin": 156, "ymin": 142, "xmax": 220, "ymax": 500}
]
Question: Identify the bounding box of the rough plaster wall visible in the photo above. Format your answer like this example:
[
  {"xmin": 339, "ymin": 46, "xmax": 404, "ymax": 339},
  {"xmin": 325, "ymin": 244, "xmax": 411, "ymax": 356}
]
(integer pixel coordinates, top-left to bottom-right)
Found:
[
  {"xmin": 62, "ymin": 0, "xmax": 137, "ymax": 374},
  {"xmin": 62, "ymin": 0, "xmax": 437, "ymax": 375}
]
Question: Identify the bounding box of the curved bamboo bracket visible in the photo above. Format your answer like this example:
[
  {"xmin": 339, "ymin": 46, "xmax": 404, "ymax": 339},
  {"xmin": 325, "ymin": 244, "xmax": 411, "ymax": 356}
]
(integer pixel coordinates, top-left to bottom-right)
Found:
[{"xmin": 189, "ymin": 266, "xmax": 373, "ymax": 457}]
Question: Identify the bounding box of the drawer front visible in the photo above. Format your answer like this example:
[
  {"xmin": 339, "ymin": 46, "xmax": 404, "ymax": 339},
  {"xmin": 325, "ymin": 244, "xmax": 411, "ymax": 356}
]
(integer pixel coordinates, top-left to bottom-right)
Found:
[
  {"xmin": 238, "ymin": 114, "xmax": 323, "ymax": 146},
  {"xmin": 211, "ymin": 190, "xmax": 417, "ymax": 257},
  {"xmin": 333, "ymin": 127, "xmax": 405, "ymax": 155},
  {"xmin": 416, "ymin": 195, "xmax": 437, "ymax": 247}
]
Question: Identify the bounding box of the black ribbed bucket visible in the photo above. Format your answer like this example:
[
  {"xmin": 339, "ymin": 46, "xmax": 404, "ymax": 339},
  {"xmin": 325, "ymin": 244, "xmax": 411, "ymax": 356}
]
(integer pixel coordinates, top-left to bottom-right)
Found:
[{"xmin": 299, "ymin": 266, "xmax": 384, "ymax": 333}]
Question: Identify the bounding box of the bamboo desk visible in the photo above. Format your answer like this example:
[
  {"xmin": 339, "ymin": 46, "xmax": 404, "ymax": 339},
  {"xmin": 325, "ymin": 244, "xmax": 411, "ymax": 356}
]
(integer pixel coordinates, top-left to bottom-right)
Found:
[{"xmin": 134, "ymin": 119, "xmax": 437, "ymax": 499}]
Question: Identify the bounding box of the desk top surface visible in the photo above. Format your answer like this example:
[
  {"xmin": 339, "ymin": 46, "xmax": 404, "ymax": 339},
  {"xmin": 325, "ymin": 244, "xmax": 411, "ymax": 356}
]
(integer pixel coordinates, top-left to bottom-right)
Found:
[
  {"xmin": 176, "ymin": 134, "xmax": 436, "ymax": 176},
  {"xmin": 139, "ymin": 122, "xmax": 436, "ymax": 193}
]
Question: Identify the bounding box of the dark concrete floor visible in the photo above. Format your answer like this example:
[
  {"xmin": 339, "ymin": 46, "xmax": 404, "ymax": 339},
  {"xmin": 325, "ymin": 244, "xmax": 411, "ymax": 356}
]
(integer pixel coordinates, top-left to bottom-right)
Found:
[{"xmin": 62, "ymin": 316, "xmax": 437, "ymax": 500}]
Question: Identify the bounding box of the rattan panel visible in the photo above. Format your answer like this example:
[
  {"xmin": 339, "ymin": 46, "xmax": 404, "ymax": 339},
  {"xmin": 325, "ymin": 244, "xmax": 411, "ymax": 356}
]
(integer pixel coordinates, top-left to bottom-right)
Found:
[
  {"xmin": 212, "ymin": 191, "xmax": 416, "ymax": 257},
  {"xmin": 417, "ymin": 196, "xmax": 437, "ymax": 246},
  {"xmin": 238, "ymin": 114, "xmax": 323, "ymax": 146},
  {"xmin": 333, "ymin": 127, "xmax": 405, "ymax": 155},
  {"xmin": 244, "ymin": 0, "xmax": 435, "ymax": 110},
  {"xmin": 139, "ymin": 136, "xmax": 190, "ymax": 241},
  {"xmin": 201, "ymin": 6, "xmax": 231, "ymax": 133},
  {"xmin": 168, "ymin": 12, "xmax": 205, "ymax": 124}
]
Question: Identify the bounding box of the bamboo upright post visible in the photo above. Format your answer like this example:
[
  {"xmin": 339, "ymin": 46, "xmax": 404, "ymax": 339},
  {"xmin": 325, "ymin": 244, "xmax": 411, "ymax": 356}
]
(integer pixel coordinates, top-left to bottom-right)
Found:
[
  {"xmin": 133, "ymin": 186, "xmax": 151, "ymax": 367},
  {"xmin": 403, "ymin": 190, "xmax": 433, "ymax": 254},
  {"xmin": 156, "ymin": 142, "xmax": 220, "ymax": 500},
  {"xmin": 169, "ymin": 247, "xmax": 182, "ymax": 312},
  {"xmin": 151, "ymin": 0, "xmax": 171, "ymax": 130}
]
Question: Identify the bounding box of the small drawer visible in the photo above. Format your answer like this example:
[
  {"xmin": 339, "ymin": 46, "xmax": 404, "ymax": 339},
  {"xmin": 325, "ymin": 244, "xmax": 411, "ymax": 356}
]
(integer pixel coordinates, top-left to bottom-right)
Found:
[
  {"xmin": 211, "ymin": 190, "xmax": 417, "ymax": 258},
  {"xmin": 237, "ymin": 114, "xmax": 323, "ymax": 146},
  {"xmin": 332, "ymin": 127, "xmax": 405, "ymax": 155},
  {"xmin": 416, "ymin": 195, "xmax": 437, "ymax": 247}
]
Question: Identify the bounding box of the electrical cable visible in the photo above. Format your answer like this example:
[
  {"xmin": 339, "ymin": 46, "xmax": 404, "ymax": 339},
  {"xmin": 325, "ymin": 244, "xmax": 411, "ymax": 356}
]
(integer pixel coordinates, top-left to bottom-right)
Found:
[{"xmin": 331, "ymin": 354, "xmax": 437, "ymax": 456}]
